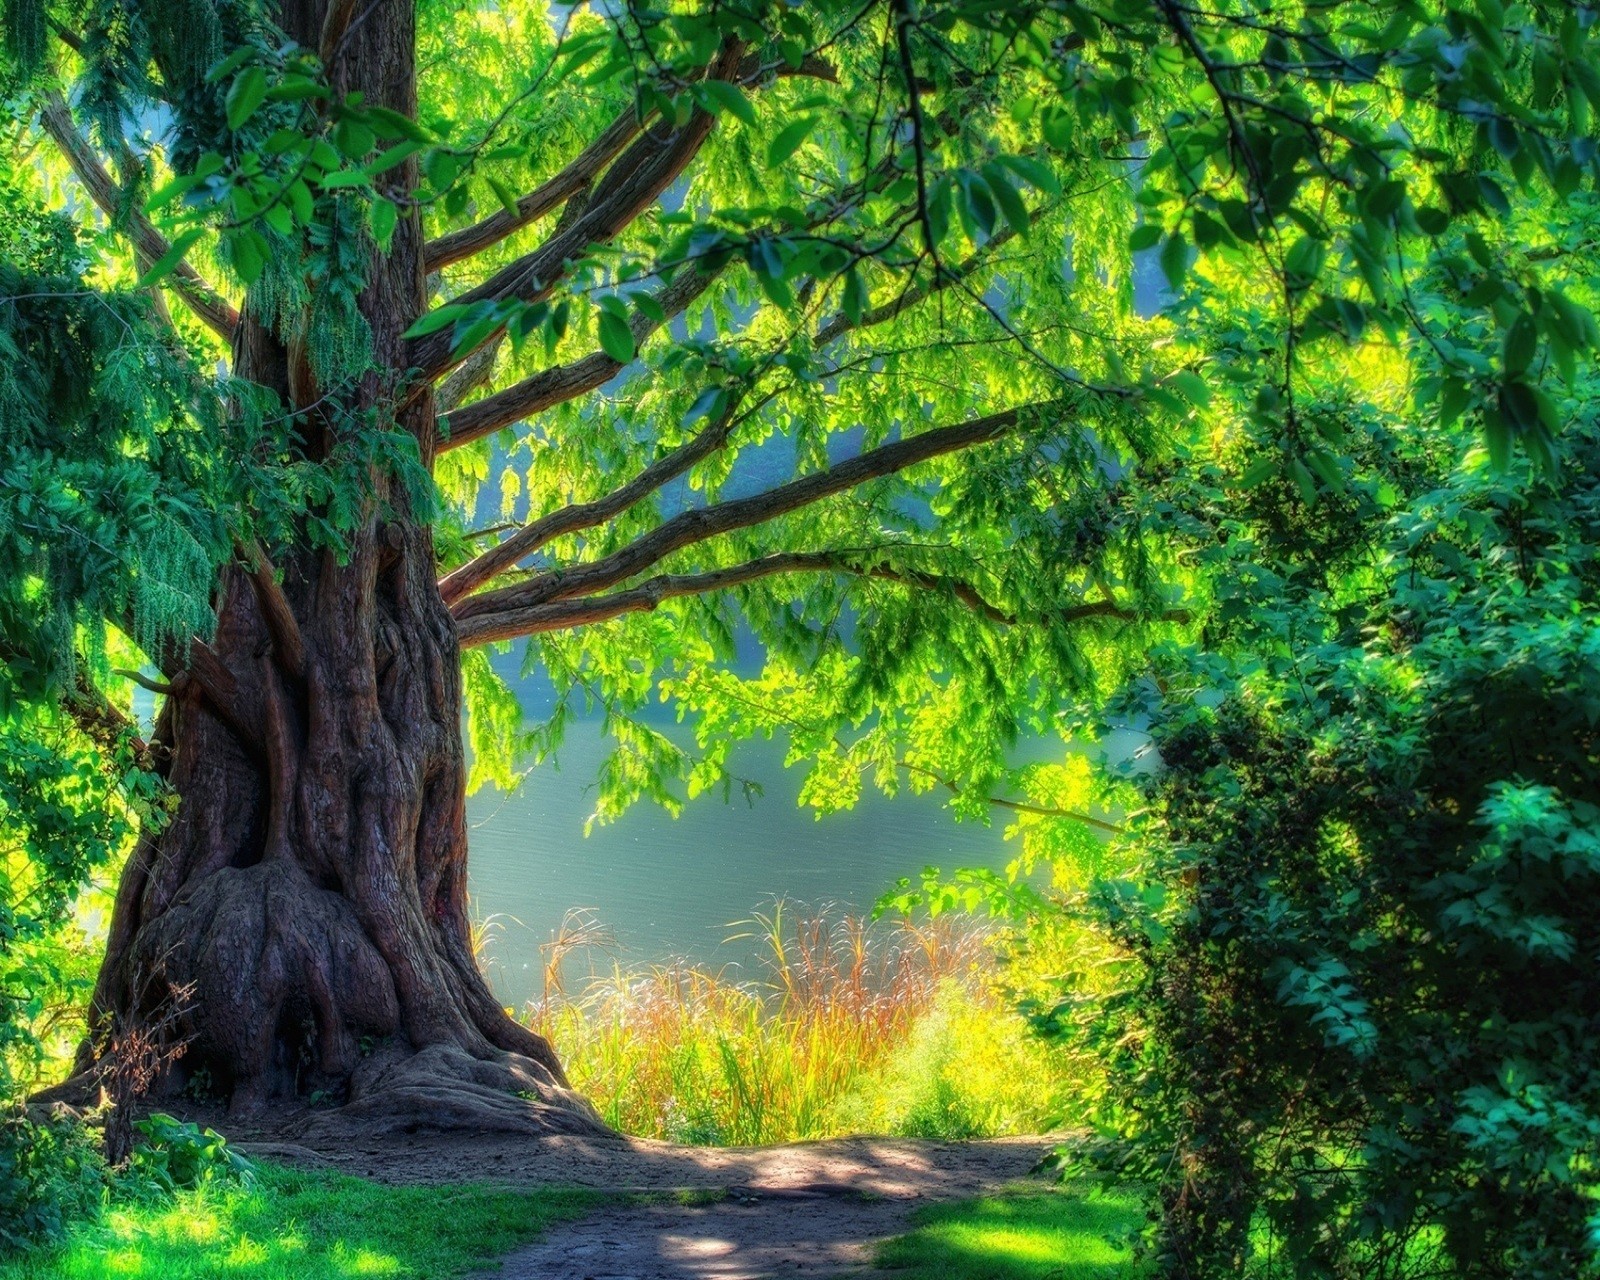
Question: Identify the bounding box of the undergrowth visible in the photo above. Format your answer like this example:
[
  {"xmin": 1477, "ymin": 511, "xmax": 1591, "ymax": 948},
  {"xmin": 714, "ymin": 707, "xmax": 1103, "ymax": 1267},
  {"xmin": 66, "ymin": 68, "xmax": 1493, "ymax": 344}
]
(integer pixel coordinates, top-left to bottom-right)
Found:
[{"xmin": 515, "ymin": 902, "xmax": 1081, "ymax": 1144}]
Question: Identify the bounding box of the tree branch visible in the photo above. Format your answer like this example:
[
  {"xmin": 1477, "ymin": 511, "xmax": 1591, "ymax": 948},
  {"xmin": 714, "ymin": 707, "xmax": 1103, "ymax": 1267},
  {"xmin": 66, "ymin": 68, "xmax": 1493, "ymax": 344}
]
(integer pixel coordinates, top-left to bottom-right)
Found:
[
  {"xmin": 437, "ymin": 262, "xmax": 722, "ymax": 448},
  {"xmin": 406, "ymin": 41, "xmax": 747, "ymax": 383},
  {"xmin": 439, "ymin": 390, "xmax": 743, "ymax": 603},
  {"xmin": 66, "ymin": 669, "xmax": 157, "ymax": 771},
  {"xmin": 456, "ymin": 545, "xmax": 1188, "ymax": 648},
  {"xmin": 421, "ymin": 50, "xmax": 836, "ymax": 274},
  {"xmin": 239, "ymin": 542, "xmax": 306, "ymax": 681},
  {"xmin": 39, "ymin": 94, "xmax": 239, "ymax": 342},
  {"xmin": 452, "ymin": 401, "xmax": 1056, "ymax": 624},
  {"xmin": 318, "ymin": 0, "xmax": 362, "ymax": 68},
  {"xmin": 422, "ymin": 109, "xmax": 642, "ymax": 273},
  {"xmin": 454, "ymin": 549, "xmax": 1008, "ymax": 645},
  {"xmin": 896, "ymin": 759, "xmax": 1124, "ymax": 834},
  {"xmin": 184, "ymin": 640, "xmax": 265, "ymax": 761}
]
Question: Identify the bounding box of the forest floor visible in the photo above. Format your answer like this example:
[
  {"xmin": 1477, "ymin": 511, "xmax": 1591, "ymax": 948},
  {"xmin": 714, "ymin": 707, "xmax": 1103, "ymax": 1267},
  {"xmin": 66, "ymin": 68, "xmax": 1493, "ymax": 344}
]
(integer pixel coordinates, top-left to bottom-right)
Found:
[{"xmin": 233, "ymin": 1130, "xmax": 1055, "ymax": 1279}]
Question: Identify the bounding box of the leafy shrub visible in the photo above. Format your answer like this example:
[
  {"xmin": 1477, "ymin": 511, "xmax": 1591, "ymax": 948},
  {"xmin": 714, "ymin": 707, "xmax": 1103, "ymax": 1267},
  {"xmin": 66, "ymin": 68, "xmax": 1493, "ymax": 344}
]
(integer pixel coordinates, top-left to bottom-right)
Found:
[
  {"xmin": 1061, "ymin": 369, "xmax": 1600, "ymax": 1274},
  {"xmin": 128, "ymin": 1114, "xmax": 255, "ymax": 1193},
  {"xmin": 0, "ymin": 1110, "xmax": 106, "ymax": 1253}
]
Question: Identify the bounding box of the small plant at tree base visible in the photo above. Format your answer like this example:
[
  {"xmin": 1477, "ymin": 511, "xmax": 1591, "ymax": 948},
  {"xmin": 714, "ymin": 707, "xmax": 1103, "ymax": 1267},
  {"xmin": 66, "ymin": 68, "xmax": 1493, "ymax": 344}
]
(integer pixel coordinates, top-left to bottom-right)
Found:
[{"xmin": 127, "ymin": 1113, "xmax": 255, "ymax": 1193}]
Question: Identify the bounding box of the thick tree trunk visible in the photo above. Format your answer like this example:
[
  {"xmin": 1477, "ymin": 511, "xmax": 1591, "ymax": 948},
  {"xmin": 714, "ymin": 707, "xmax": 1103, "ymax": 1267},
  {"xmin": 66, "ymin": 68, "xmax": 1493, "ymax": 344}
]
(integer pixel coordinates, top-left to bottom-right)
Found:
[{"xmin": 54, "ymin": 0, "xmax": 603, "ymax": 1137}]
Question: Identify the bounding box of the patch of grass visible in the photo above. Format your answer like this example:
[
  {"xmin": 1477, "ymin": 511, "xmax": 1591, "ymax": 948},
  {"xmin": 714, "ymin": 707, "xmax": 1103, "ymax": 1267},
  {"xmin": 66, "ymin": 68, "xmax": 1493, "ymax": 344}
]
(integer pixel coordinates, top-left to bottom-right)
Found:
[
  {"xmin": 872, "ymin": 1183, "xmax": 1148, "ymax": 1280},
  {"xmin": 518, "ymin": 903, "xmax": 1077, "ymax": 1145},
  {"xmin": 0, "ymin": 1162, "xmax": 597, "ymax": 1280}
]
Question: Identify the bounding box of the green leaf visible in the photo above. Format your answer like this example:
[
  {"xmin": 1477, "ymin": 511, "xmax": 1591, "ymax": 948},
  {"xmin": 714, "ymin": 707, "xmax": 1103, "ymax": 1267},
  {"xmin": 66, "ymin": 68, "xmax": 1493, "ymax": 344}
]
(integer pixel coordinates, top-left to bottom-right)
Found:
[
  {"xmin": 402, "ymin": 303, "xmax": 474, "ymax": 339},
  {"xmin": 1170, "ymin": 370, "xmax": 1210, "ymax": 408},
  {"xmin": 205, "ymin": 46, "xmax": 254, "ymax": 85},
  {"xmin": 334, "ymin": 119, "xmax": 376, "ymax": 160},
  {"xmin": 136, "ymin": 228, "xmax": 206, "ymax": 288},
  {"xmin": 1288, "ymin": 456, "xmax": 1317, "ymax": 504},
  {"xmin": 425, "ymin": 149, "xmax": 462, "ymax": 192},
  {"xmin": 982, "ymin": 164, "xmax": 1032, "ymax": 237},
  {"xmin": 1129, "ymin": 224, "xmax": 1163, "ymax": 252},
  {"xmin": 286, "ymin": 179, "xmax": 314, "ymax": 225},
  {"xmin": 487, "ymin": 177, "xmax": 522, "ymax": 217},
  {"xmin": 1438, "ymin": 377, "xmax": 1472, "ymax": 428},
  {"xmin": 146, "ymin": 172, "xmax": 211, "ymax": 214},
  {"xmin": 364, "ymin": 106, "xmax": 432, "ymax": 143},
  {"xmin": 598, "ymin": 309, "xmax": 636, "ymax": 363},
  {"xmin": 1160, "ymin": 232, "xmax": 1189, "ymax": 290},
  {"xmin": 363, "ymin": 141, "xmax": 422, "ymax": 178},
  {"xmin": 696, "ymin": 80, "xmax": 757, "ymax": 126},
  {"xmin": 767, "ymin": 117, "xmax": 818, "ymax": 168},
  {"xmin": 991, "ymin": 152, "xmax": 1061, "ymax": 197},
  {"xmin": 261, "ymin": 202, "xmax": 293, "ymax": 236},
  {"xmin": 368, "ymin": 196, "xmax": 398, "ymax": 250},
  {"xmin": 841, "ymin": 266, "xmax": 867, "ymax": 323},
  {"xmin": 226, "ymin": 66, "xmax": 268, "ymax": 131},
  {"xmin": 317, "ymin": 171, "xmax": 371, "ymax": 190},
  {"xmin": 1503, "ymin": 313, "xmax": 1537, "ymax": 376}
]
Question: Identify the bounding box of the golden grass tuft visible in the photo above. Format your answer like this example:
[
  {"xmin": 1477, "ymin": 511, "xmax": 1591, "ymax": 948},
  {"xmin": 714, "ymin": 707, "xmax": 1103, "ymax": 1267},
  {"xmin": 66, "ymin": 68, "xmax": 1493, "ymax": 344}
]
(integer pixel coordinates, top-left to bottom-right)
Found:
[{"xmin": 508, "ymin": 902, "xmax": 1075, "ymax": 1145}]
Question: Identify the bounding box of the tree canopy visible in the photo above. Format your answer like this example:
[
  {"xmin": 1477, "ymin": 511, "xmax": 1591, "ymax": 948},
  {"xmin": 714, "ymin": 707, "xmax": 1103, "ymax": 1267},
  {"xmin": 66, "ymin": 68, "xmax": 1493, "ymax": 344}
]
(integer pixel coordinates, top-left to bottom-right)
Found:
[{"xmin": 6, "ymin": 0, "xmax": 1595, "ymax": 813}]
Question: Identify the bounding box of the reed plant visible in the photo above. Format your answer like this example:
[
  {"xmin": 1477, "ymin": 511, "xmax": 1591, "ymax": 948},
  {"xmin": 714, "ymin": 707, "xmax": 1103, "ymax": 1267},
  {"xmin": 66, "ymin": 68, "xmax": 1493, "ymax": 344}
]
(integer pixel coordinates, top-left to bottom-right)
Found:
[{"xmin": 513, "ymin": 902, "xmax": 1075, "ymax": 1145}]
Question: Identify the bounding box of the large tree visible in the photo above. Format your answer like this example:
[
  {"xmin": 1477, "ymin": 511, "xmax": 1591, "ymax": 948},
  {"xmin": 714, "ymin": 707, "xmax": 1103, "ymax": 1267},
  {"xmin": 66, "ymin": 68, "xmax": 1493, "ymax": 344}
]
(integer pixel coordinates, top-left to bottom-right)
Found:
[{"xmin": 4, "ymin": 0, "xmax": 1595, "ymax": 1135}]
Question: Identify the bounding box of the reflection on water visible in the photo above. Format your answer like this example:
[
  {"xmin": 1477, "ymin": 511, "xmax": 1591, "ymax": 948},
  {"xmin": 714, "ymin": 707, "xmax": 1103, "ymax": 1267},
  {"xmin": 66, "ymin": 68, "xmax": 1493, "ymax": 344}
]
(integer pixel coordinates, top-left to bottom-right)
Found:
[{"xmin": 464, "ymin": 720, "xmax": 1017, "ymax": 1010}]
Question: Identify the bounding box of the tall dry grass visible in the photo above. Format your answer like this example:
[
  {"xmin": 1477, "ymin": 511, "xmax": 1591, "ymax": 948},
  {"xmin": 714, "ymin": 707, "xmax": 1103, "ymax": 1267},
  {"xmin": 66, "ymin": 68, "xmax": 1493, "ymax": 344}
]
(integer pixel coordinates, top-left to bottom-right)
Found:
[{"xmin": 505, "ymin": 901, "xmax": 1073, "ymax": 1145}]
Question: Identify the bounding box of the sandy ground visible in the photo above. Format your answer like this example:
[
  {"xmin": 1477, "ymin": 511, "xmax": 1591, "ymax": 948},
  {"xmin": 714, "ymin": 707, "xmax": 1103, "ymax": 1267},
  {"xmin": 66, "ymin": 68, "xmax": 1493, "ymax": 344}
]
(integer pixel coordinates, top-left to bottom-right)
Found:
[{"xmin": 231, "ymin": 1130, "xmax": 1056, "ymax": 1279}]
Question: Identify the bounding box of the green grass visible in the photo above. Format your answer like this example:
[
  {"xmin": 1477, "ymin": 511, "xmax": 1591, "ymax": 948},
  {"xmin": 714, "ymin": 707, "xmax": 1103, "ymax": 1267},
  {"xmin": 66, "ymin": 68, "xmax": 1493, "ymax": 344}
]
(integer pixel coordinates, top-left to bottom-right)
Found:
[
  {"xmin": 0, "ymin": 1163, "xmax": 598, "ymax": 1280},
  {"xmin": 872, "ymin": 1183, "xmax": 1149, "ymax": 1280}
]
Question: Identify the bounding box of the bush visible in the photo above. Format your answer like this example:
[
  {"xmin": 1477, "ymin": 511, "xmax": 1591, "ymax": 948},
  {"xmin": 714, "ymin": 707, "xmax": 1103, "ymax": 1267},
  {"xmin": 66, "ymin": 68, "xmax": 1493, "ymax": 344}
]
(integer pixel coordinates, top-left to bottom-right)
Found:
[
  {"xmin": 127, "ymin": 1113, "xmax": 255, "ymax": 1194},
  {"xmin": 1059, "ymin": 378, "xmax": 1600, "ymax": 1275},
  {"xmin": 0, "ymin": 1111, "xmax": 106, "ymax": 1254}
]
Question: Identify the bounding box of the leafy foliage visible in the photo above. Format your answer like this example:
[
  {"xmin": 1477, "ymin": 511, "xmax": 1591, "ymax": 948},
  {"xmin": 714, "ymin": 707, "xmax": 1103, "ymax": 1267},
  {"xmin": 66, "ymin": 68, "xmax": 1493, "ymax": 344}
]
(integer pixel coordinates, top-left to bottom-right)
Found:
[
  {"xmin": 6, "ymin": 1, "xmax": 1600, "ymax": 1271},
  {"xmin": 0, "ymin": 186, "xmax": 225, "ymax": 701},
  {"xmin": 127, "ymin": 1114, "xmax": 255, "ymax": 1192},
  {"xmin": 1050, "ymin": 215, "xmax": 1600, "ymax": 1275},
  {"xmin": 0, "ymin": 1112, "xmax": 106, "ymax": 1255}
]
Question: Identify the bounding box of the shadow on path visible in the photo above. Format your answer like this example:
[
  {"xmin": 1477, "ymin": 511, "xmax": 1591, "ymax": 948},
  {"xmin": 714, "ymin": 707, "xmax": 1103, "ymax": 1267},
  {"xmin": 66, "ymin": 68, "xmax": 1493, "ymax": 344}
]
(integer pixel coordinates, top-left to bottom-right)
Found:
[{"xmin": 240, "ymin": 1132, "xmax": 1055, "ymax": 1280}]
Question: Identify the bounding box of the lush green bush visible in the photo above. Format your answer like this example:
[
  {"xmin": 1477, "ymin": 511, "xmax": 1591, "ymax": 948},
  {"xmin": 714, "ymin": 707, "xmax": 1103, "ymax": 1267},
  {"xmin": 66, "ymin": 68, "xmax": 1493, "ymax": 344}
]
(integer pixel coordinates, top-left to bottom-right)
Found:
[
  {"xmin": 0, "ymin": 1113, "xmax": 106, "ymax": 1256},
  {"xmin": 1063, "ymin": 340, "xmax": 1600, "ymax": 1275},
  {"xmin": 0, "ymin": 180, "xmax": 219, "ymax": 1253},
  {"xmin": 127, "ymin": 1115, "xmax": 256, "ymax": 1194}
]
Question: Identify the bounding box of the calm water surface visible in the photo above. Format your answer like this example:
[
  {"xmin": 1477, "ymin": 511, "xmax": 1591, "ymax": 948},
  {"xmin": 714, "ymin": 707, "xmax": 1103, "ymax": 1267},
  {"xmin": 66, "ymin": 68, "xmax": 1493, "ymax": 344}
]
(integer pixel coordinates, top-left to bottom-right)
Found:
[{"xmin": 464, "ymin": 718, "xmax": 1019, "ymax": 1010}]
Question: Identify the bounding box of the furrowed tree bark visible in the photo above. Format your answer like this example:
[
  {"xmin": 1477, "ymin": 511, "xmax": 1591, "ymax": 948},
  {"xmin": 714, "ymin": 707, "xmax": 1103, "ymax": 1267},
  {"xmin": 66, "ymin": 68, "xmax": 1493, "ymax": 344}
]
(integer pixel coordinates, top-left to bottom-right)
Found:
[{"xmin": 60, "ymin": 0, "xmax": 603, "ymax": 1138}]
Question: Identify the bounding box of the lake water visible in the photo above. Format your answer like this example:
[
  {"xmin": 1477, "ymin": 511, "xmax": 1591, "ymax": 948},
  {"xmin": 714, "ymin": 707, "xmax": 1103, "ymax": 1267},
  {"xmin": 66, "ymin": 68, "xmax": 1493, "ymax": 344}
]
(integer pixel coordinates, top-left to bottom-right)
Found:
[{"xmin": 464, "ymin": 717, "xmax": 1021, "ymax": 1011}]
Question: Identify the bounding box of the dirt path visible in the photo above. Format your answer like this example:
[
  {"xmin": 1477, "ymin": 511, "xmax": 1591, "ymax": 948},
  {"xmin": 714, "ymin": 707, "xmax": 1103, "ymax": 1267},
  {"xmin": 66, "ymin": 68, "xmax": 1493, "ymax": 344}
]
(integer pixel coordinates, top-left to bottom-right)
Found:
[{"xmin": 237, "ymin": 1131, "xmax": 1055, "ymax": 1279}]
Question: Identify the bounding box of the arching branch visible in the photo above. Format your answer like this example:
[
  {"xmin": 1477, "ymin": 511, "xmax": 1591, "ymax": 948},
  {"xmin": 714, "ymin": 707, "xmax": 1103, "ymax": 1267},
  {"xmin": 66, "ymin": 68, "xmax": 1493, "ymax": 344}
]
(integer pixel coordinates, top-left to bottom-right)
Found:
[
  {"xmin": 437, "ymin": 262, "xmax": 722, "ymax": 449},
  {"xmin": 455, "ymin": 545, "xmax": 1186, "ymax": 649},
  {"xmin": 455, "ymin": 549, "xmax": 1007, "ymax": 646},
  {"xmin": 423, "ymin": 109, "xmax": 642, "ymax": 273},
  {"xmin": 39, "ymin": 94, "xmax": 239, "ymax": 342},
  {"xmin": 406, "ymin": 41, "xmax": 747, "ymax": 383},
  {"xmin": 452, "ymin": 401, "xmax": 1057, "ymax": 624},
  {"xmin": 421, "ymin": 51, "xmax": 837, "ymax": 273},
  {"xmin": 239, "ymin": 542, "xmax": 306, "ymax": 681},
  {"xmin": 438, "ymin": 391, "xmax": 743, "ymax": 604}
]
